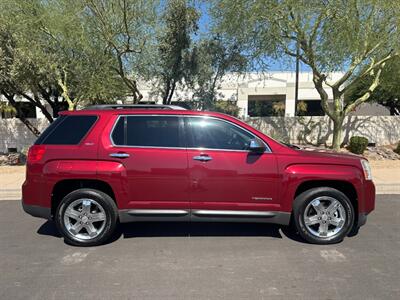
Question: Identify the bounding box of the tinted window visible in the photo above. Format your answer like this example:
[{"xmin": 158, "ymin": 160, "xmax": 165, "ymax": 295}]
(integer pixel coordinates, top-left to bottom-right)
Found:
[
  {"xmin": 112, "ymin": 116, "xmax": 182, "ymax": 148},
  {"xmin": 187, "ymin": 117, "xmax": 255, "ymax": 150},
  {"xmin": 248, "ymin": 95, "xmax": 286, "ymax": 117},
  {"xmin": 34, "ymin": 116, "xmax": 65, "ymax": 145},
  {"xmin": 111, "ymin": 117, "xmax": 125, "ymax": 145},
  {"xmin": 296, "ymin": 100, "xmax": 325, "ymax": 116},
  {"xmin": 36, "ymin": 115, "xmax": 97, "ymax": 145}
]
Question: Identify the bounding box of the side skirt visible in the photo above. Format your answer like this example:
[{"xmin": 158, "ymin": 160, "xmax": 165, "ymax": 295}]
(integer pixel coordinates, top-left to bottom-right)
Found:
[
  {"xmin": 119, "ymin": 209, "xmax": 291, "ymax": 225},
  {"xmin": 119, "ymin": 209, "xmax": 190, "ymax": 222}
]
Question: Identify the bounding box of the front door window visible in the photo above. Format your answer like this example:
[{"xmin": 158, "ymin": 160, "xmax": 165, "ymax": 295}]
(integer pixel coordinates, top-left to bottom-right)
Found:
[{"xmin": 186, "ymin": 117, "xmax": 255, "ymax": 151}]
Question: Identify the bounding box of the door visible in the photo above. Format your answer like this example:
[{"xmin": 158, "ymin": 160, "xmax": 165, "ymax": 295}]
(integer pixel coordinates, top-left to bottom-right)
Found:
[
  {"xmin": 185, "ymin": 116, "xmax": 279, "ymax": 212},
  {"xmin": 104, "ymin": 115, "xmax": 190, "ymax": 210}
]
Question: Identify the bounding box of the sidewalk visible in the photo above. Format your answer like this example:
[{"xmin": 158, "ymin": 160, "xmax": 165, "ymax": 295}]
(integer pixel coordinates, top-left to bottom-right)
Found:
[
  {"xmin": 369, "ymin": 160, "xmax": 400, "ymax": 194},
  {"xmin": 0, "ymin": 161, "xmax": 399, "ymax": 200},
  {"xmin": 0, "ymin": 166, "xmax": 25, "ymax": 200}
]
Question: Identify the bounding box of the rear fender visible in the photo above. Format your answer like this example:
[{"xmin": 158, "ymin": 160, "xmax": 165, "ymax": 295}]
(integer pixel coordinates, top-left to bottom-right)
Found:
[{"xmin": 42, "ymin": 160, "xmax": 127, "ymax": 208}]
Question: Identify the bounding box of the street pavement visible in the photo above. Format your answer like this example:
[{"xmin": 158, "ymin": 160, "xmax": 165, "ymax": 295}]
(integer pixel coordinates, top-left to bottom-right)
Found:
[{"xmin": 0, "ymin": 195, "xmax": 399, "ymax": 299}]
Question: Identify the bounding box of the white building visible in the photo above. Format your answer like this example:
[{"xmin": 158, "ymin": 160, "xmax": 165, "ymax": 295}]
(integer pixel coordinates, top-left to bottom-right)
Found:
[
  {"xmin": 0, "ymin": 71, "xmax": 390, "ymax": 120},
  {"xmin": 138, "ymin": 71, "xmax": 389, "ymax": 118}
]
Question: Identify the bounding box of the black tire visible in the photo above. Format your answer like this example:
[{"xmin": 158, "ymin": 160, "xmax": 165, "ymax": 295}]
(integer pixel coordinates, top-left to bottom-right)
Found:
[
  {"xmin": 55, "ymin": 188, "xmax": 118, "ymax": 246},
  {"xmin": 293, "ymin": 187, "xmax": 355, "ymax": 244}
]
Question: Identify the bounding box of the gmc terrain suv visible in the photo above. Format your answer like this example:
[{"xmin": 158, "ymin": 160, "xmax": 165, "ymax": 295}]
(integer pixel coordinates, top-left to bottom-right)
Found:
[{"xmin": 22, "ymin": 105, "xmax": 375, "ymax": 246}]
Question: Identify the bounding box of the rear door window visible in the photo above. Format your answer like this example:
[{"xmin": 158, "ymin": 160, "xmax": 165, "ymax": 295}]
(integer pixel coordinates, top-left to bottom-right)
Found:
[
  {"xmin": 111, "ymin": 116, "xmax": 183, "ymax": 148},
  {"xmin": 35, "ymin": 115, "xmax": 97, "ymax": 145}
]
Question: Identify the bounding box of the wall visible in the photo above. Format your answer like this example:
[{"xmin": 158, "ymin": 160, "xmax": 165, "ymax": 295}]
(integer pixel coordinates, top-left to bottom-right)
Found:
[
  {"xmin": 0, "ymin": 119, "xmax": 49, "ymax": 153},
  {"xmin": 246, "ymin": 116, "xmax": 400, "ymax": 146},
  {"xmin": 1, "ymin": 116, "xmax": 399, "ymax": 153}
]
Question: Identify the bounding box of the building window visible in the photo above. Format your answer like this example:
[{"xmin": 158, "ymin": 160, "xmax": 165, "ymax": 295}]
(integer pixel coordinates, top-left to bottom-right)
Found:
[
  {"xmin": 248, "ymin": 95, "xmax": 286, "ymax": 117},
  {"xmin": 296, "ymin": 100, "xmax": 325, "ymax": 116},
  {"xmin": 1, "ymin": 102, "xmax": 37, "ymax": 119}
]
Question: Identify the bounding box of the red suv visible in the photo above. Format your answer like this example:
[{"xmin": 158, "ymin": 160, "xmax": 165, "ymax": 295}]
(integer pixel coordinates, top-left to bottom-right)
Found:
[{"xmin": 22, "ymin": 105, "xmax": 375, "ymax": 246}]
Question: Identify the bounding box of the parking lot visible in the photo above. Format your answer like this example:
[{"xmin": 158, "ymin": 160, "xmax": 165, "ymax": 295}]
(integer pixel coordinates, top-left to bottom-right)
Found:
[{"xmin": 1, "ymin": 195, "xmax": 399, "ymax": 300}]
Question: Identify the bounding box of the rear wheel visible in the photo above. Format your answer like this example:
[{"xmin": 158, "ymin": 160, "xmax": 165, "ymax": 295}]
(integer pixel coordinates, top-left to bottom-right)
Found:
[
  {"xmin": 55, "ymin": 188, "xmax": 118, "ymax": 246},
  {"xmin": 293, "ymin": 187, "xmax": 354, "ymax": 244}
]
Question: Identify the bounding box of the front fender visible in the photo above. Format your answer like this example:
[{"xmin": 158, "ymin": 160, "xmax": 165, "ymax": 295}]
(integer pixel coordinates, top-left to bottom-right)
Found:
[{"xmin": 280, "ymin": 164, "xmax": 364, "ymax": 212}]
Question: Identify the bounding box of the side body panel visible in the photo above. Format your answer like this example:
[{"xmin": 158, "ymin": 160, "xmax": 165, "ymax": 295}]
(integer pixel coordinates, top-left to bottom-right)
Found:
[
  {"xmin": 187, "ymin": 150, "xmax": 280, "ymax": 211},
  {"xmin": 97, "ymin": 114, "xmax": 190, "ymax": 210}
]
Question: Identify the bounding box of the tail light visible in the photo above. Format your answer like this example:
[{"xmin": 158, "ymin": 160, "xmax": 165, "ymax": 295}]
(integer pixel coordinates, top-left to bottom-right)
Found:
[{"xmin": 27, "ymin": 145, "xmax": 46, "ymax": 163}]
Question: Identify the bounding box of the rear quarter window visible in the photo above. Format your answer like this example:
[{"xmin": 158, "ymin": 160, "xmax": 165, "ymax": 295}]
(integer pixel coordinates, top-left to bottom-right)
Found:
[{"xmin": 35, "ymin": 115, "xmax": 98, "ymax": 145}]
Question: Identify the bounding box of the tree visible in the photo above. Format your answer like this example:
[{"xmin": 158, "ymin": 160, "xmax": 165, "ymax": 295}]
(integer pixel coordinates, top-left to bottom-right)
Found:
[
  {"xmin": 212, "ymin": 0, "xmax": 400, "ymax": 150},
  {"xmin": 84, "ymin": 0, "xmax": 159, "ymax": 103},
  {"xmin": 0, "ymin": 3, "xmax": 59, "ymax": 126},
  {"xmin": 20, "ymin": 0, "xmax": 126, "ymax": 111},
  {"xmin": 346, "ymin": 57, "xmax": 400, "ymax": 115},
  {"xmin": 156, "ymin": 0, "xmax": 199, "ymax": 104},
  {"xmin": 0, "ymin": 20, "xmax": 45, "ymax": 135},
  {"xmin": 185, "ymin": 37, "xmax": 247, "ymax": 111},
  {"xmin": 0, "ymin": 0, "xmax": 128, "ymax": 136}
]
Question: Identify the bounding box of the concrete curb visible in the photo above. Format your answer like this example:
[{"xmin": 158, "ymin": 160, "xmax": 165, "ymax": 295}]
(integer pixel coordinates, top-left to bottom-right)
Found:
[
  {"xmin": 375, "ymin": 184, "xmax": 400, "ymax": 195},
  {"xmin": 0, "ymin": 189, "xmax": 21, "ymax": 200}
]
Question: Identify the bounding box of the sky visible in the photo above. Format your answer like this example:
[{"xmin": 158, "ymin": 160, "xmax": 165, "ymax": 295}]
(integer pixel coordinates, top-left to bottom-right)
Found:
[{"xmin": 195, "ymin": 1, "xmax": 310, "ymax": 72}]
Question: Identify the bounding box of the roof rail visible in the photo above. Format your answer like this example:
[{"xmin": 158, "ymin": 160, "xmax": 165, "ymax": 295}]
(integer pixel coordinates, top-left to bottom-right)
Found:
[{"xmin": 84, "ymin": 104, "xmax": 187, "ymax": 110}]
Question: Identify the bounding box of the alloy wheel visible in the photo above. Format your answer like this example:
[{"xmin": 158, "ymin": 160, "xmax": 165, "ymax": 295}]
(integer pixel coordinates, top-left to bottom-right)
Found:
[
  {"xmin": 63, "ymin": 198, "xmax": 107, "ymax": 240},
  {"xmin": 303, "ymin": 196, "xmax": 346, "ymax": 238}
]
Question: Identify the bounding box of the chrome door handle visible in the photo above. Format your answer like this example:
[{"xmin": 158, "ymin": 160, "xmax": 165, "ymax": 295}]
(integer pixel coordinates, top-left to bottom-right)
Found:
[
  {"xmin": 109, "ymin": 152, "xmax": 130, "ymax": 158},
  {"xmin": 193, "ymin": 155, "xmax": 212, "ymax": 162}
]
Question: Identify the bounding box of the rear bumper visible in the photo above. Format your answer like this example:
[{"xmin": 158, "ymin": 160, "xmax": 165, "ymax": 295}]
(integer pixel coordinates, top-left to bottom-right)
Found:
[
  {"xmin": 22, "ymin": 202, "xmax": 51, "ymax": 220},
  {"xmin": 22, "ymin": 178, "xmax": 51, "ymax": 220}
]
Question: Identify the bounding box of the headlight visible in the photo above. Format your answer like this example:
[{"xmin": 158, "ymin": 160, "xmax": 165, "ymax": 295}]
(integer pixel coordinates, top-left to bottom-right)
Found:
[{"xmin": 360, "ymin": 159, "xmax": 372, "ymax": 180}]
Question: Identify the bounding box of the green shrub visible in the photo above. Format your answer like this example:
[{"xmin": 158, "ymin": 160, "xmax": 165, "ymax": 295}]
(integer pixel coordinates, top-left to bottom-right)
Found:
[
  {"xmin": 394, "ymin": 142, "xmax": 400, "ymax": 155},
  {"xmin": 348, "ymin": 136, "xmax": 369, "ymax": 154}
]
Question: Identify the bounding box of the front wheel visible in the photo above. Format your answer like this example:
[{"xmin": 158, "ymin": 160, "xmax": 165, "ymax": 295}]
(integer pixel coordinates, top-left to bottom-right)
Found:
[
  {"xmin": 55, "ymin": 189, "xmax": 118, "ymax": 246},
  {"xmin": 293, "ymin": 187, "xmax": 355, "ymax": 244}
]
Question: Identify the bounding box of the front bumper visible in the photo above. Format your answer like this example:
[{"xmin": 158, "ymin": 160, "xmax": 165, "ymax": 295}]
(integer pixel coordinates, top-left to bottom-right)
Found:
[
  {"xmin": 22, "ymin": 202, "xmax": 51, "ymax": 220},
  {"xmin": 358, "ymin": 212, "xmax": 368, "ymax": 227}
]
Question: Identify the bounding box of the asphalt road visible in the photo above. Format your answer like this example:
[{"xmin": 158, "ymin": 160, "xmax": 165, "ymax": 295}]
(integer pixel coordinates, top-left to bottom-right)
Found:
[{"xmin": 1, "ymin": 195, "xmax": 399, "ymax": 300}]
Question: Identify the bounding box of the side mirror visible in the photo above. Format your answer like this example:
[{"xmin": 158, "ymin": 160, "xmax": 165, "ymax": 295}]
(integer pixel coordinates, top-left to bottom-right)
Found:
[{"xmin": 248, "ymin": 139, "xmax": 266, "ymax": 153}]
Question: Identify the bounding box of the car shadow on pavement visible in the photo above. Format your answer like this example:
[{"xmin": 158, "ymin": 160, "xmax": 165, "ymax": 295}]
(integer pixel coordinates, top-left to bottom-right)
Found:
[
  {"xmin": 37, "ymin": 221, "xmax": 62, "ymax": 238},
  {"xmin": 37, "ymin": 221, "xmax": 307, "ymax": 245},
  {"xmin": 120, "ymin": 222, "xmax": 283, "ymax": 238}
]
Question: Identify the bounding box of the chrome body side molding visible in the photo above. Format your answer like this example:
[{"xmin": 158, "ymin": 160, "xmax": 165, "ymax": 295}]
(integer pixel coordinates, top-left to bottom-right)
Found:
[
  {"xmin": 191, "ymin": 210, "xmax": 276, "ymax": 217},
  {"xmin": 119, "ymin": 209, "xmax": 190, "ymax": 222},
  {"xmin": 118, "ymin": 209, "xmax": 291, "ymax": 225},
  {"xmin": 127, "ymin": 209, "xmax": 189, "ymax": 216}
]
